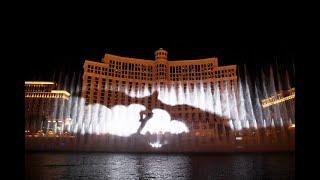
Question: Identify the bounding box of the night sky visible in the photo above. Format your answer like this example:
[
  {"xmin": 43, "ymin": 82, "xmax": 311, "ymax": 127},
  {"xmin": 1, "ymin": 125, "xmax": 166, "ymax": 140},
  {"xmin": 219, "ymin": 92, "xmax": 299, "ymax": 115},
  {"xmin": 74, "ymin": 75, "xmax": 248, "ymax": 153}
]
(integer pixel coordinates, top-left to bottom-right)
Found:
[{"xmin": 26, "ymin": 47, "xmax": 295, "ymax": 84}]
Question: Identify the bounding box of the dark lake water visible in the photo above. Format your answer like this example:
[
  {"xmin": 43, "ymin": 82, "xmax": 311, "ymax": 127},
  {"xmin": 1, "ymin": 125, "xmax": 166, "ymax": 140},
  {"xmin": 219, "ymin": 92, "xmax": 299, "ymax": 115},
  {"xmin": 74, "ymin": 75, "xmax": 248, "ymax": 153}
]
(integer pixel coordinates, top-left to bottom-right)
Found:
[{"xmin": 25, "ymin": 152, "xmax": 294, "ymax": 179}]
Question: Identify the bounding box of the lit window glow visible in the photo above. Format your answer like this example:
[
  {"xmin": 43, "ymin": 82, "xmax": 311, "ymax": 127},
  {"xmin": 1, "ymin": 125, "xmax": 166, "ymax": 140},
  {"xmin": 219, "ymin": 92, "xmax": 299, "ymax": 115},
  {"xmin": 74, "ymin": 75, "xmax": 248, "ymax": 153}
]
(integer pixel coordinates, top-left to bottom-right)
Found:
[
  {"xmin": 25, "ymin": 81, "xmax": 55, "ymax": 85},
  {"xmin": 261, "ymin": 88, "xmax": 295, "ymax": 108}
]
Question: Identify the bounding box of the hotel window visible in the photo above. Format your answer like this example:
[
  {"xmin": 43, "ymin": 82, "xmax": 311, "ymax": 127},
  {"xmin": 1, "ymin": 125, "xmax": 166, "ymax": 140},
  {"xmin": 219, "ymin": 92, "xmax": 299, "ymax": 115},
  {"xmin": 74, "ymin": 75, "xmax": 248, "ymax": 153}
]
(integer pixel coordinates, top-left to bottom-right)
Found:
[{"xmin": 121, "ymin": 81, "xmax": 126, "ymax": 92}]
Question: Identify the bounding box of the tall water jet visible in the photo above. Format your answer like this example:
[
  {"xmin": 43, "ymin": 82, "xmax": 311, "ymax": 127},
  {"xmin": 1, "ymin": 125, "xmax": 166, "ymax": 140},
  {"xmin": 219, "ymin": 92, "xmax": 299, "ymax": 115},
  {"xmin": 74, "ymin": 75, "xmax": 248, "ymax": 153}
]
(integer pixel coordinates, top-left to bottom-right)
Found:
[
  {"xmin": 169, "ymin": 84, "xmax": 177, "ymax": 106},
  {"xmin": 57, "ymin": 73, "xmax": 69, "ymax": 133},
  {"xmin": 198, "ymin": 81, "xmax": 206, "ymax": 111},
  {"xmin": 276, "ymin": 63, "xmax": 289, "ymax": 127},
  {"xmin": 192, "ymin": 83, "xmax": 199, "ymax": 109},
  {"xmin": 164, "ymin": 84, "xmax": 170, "ymax": 106},
  {"xmin": 268, "ymin": 65, "xmax": 282, "ymax": 128},
  {"xmin": 129, "ymin": 86, "xmax": 135, "ymax": 98},
  {"xmin": 72, "ymin": 73, "xmax": 83, "ymax": 134},
  {"xmin": 254, "ymin": 77, "xmax": 264, "ymax": 129},
  {"xmin": 261, "ymin": 69, "xmax": 272, "ymax": 127},
  {"xmin": 229, "ymin": 81, "xmax": 241, "ymax": 131},
  {"xmin": 84, "ymin": 105, "xmax": 92, "ymax": 134},
  {"xmin": 51, "ymin": 70, "xmax": 63, "ymax": 133},
  {"xmin": 143, "ymin": 83, "xmax": 149, "ymax": 106},
  {"xmin": 243, "ymin": 65, "xmax": 257, "ymax": 129},
  {"xmin": 285, "ymin": 70, "xmax": 295, "ymax": 123},
  {"xmin": 213, "ymin": 83, "xmax": 222, "ymax": 116},
  {"xmin": 205, "ymin": 82, "xmax": 214, "ymax": 113},
  {"xmin": 185, "ymin": 82, "xmax": 191, "ymax": 106},
  {"xmin": 66, "ymin": 72, "xmax": 75, "ymax": 117},
  {"xmin": 91, "ymin": 104, "xmax": 100, "ymax": 135},
  {"xmin": 72, "ymin": 73, "xmax": 80, "ymax": 115},
  {"xmin": 177, "ymin": 82, "xmax": 185, "ymax": 105},
  {"xmin": 237, "ymin": 71, "xmax": 247, "ymax": 129},
  {"xmin": 64, "ymin": 72, "xmax": 76, "ymax": 132},
  {"xmin": 98, "ymin": 104, "xmax": 107, "ymax": 134},
  {"xmin": 221, "ymin": 81, "xmax": 232, "ymax": 129}
]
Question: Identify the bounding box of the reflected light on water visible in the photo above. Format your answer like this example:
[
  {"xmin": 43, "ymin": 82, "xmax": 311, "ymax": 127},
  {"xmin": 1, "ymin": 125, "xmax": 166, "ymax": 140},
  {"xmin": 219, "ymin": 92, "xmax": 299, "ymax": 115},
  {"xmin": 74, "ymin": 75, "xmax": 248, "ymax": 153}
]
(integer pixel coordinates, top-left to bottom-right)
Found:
[
  {"xmin": 25, "ymin": 153, "xmax": 294, "ymax": 179},
  {"xmin": 149, "ymin": 142, "xmax": 162, "ymax": 148}
]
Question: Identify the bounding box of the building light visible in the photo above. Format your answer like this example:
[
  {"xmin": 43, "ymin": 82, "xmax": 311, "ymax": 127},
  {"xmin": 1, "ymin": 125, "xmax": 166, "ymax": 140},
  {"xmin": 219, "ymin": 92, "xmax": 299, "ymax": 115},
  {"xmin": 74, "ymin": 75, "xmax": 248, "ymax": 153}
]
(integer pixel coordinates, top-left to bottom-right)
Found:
[
  {"xmin": 51, "ymin": 90, "xmax": 71, "ymax": 96},
  {"xmin": 261, "ymin": 88, "xmax": 295, "ymax": 108},
  {"xmin": 25, "ymin": 91, "xmax": 70, "ymax": 100},
  {"xmin": 289, "ymin": 124, "xmax": 295, "ymax": 128},
  {"xmin": 236, "ymin": 137, "xmax": 243, "ymax": 141},
  {"xmin": 25, "ymin": 81, "xmax": 55, "ymax": 85}
]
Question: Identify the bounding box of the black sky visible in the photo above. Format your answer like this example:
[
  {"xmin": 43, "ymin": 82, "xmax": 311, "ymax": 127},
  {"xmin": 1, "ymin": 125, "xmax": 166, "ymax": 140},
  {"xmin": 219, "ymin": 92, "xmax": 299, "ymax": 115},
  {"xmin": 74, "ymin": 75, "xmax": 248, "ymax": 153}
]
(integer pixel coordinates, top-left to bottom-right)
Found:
[{"xmin": 26, "ymin": 46, "xmax": 295, "ymax": 82}]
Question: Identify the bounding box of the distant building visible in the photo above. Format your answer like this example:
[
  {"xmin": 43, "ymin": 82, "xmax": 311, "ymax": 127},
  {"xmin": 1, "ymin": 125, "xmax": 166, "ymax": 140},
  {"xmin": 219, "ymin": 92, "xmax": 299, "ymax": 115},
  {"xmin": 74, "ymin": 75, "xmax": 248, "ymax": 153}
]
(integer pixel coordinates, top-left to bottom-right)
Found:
[{"xmin": 25, "ymin": 81, "xmax": 71, "ymax": 134}]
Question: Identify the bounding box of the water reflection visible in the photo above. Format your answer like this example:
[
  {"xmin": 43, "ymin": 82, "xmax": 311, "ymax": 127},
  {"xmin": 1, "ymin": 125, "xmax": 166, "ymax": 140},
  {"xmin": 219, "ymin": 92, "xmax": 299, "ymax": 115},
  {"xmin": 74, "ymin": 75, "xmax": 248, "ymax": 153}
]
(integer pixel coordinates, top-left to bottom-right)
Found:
[{"xmin": 25, "ymin": 153, "xmax": 294, "ymax": 179}]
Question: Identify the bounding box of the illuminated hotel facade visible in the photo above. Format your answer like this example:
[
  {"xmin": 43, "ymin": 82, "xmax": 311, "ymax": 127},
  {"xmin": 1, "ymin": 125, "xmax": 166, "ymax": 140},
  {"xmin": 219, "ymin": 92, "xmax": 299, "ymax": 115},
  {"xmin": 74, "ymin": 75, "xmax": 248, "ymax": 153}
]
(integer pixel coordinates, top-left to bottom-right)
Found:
[
  {"xmin": 81, "ymin": 48, "xmax": 238, "ymax": 139},
  {"xmin": 25, "ymin": 81, "xmax": 71, "ymax": 134}
]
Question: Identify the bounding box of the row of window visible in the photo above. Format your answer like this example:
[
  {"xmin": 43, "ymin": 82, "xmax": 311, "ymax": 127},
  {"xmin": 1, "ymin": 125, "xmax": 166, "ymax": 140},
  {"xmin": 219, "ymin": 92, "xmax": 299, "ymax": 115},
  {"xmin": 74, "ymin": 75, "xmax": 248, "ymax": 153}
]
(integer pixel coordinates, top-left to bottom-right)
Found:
[
  {"xmin": 86, "ymin": 69, "xmax": 234, "ymax": 81},
  {"xmin": 85, "ymin": 76, "xmax": 236, "ymax": 92},
  {"xmin": 86, "ymin": 61, "xmax": 235, "ymax": 81},
  {"xmin": 170, "ymin": 63, "xmax": 214, "ymax": 73},
  {"xmin": 25, "ymin": 85, "xmax": 55, "ymax": 92}
]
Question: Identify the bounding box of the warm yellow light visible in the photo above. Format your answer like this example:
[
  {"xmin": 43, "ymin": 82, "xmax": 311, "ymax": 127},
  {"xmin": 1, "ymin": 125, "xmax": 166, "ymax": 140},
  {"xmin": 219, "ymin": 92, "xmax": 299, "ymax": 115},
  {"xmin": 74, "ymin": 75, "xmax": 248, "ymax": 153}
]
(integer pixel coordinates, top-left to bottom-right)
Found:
[
  {"xmin": 25, "ymin": 91, "xmax": 70, "ymax": 100},
  {"xmin": 261, "ymin": 91, "xmax": 295, "ymax": 108},
  {"xmin": 25, "ymin": 81, "xmax": 55, "ymax": 85},
  {"xmin": 289, "ymin": 124, "xmax": 295, "ymax": 128},
  {"xmin": 51, "ymin": 90, "xmax": 71, "ymax": 96}
]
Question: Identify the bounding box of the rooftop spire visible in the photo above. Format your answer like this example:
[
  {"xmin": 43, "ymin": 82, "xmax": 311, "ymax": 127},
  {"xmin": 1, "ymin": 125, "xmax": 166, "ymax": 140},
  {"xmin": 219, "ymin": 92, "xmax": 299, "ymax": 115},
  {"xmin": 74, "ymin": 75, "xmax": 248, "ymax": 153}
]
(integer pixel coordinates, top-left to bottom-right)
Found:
[{"xmin": 155, "ymin": 48, "xmax": 168, "ymax": 60}]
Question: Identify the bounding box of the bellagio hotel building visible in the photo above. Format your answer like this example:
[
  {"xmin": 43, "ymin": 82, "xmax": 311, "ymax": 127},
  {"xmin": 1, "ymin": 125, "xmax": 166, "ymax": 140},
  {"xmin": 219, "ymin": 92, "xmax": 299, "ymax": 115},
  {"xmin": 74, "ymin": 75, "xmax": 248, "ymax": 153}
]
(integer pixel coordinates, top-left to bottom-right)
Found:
[{"xmin": 81, "ymin": 48, "xmax": 237, "ymax": 137}]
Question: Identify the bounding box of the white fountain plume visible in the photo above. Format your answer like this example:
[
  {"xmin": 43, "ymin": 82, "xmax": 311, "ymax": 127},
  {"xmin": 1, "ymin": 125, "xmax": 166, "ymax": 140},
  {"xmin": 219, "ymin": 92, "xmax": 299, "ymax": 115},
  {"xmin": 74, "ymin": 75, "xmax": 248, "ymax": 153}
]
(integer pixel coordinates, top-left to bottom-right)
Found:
[
  {"xmin": 169, "ymin": 84, "xmax": 177, "ymax": 106},
  {"xmin": 185, "ymin": 82, "xmax": 192, "ymax": 106},
  {"xmin": 84, "ymin": 105, "xmax": 92, "ymax": 134},
  {"xmin": 268, "ymin": 65, "xmax": 282, "ymax": 127},
  {"xmin": 213, "ymin": 83, "xmax": 222, "ymax": 116},
  {"xmin": 198, "ymin": 81, "xmax": 206, "ymax": 111},
  {"xmin": 238, "ymin": 74, "xmax": 247, "ymax": 129},
  {"xmin": 261, "ymin": 69, "xmax": 272, "ymax": 127},
  {"xmin": 91, "ymin": 104, "xmax": 99, "ymax": 135},
  {"xmin": 229, "ymin": 82, "xmax": 242, "ymax": 131},
  {"xmin": 192, "ymin": 83, "xmax": 199, "ymax": 109},
  {"xmin": 254, "ymin": 78, "xmax": 264, "ymax": 129},
  {"xmin": 205, "ymin": 82, "xmax": 214, "ymax": 113},
  {"xmin": 177, "ymin": 82, "xmax": 185, "ymax": 105},
  {"xmin": 244, "ymin": 65, "xmax": 257, "ymax": 129},
  {"xmin": 98, "ymin": 104, "xmax": 107, "ymax": 135}
]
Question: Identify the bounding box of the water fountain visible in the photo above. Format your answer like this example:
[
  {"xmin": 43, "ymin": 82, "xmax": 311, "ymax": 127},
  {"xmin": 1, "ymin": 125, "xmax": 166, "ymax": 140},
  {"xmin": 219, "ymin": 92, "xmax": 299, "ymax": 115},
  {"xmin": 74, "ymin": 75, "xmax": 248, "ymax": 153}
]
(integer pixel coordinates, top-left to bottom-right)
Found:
[{"xmin": 25, "ymin": 62, "xmax": 295, "ymax": 152}]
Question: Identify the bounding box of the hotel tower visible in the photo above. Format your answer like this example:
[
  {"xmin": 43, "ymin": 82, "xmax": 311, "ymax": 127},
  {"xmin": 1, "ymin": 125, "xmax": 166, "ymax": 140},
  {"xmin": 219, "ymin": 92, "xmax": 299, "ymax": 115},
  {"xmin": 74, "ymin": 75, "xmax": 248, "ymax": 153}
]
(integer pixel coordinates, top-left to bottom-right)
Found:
[{"xmin": 81, "ymin": 48, "xmax": 238, "ymax": 139}]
